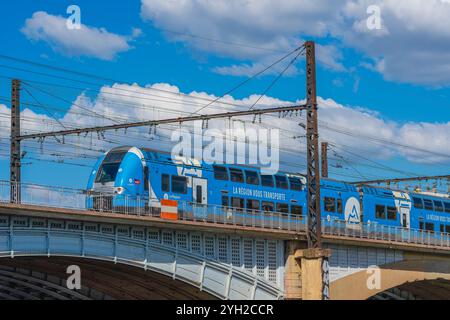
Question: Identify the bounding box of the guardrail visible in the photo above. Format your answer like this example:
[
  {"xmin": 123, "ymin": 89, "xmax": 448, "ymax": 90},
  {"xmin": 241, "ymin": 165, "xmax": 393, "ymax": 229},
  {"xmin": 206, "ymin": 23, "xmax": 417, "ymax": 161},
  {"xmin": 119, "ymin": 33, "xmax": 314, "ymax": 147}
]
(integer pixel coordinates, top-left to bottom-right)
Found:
[
  {"xmin": 1, "ymin": 180, "xmax": 450, "ymax": 248},
  {"xmin": 322, "ymin": 220, "xmax": 450, "ymax": 248}
]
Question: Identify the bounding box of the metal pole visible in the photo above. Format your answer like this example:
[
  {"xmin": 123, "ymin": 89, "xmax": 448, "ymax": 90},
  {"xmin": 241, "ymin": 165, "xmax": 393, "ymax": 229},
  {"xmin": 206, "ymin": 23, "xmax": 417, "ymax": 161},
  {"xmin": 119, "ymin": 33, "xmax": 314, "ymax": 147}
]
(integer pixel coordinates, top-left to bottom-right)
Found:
[
  {"xmin": 10, "ymin": 79, "xmax": 21, "ymax": 203},
  {"xmin": 305, "ymin": 41, "xmax": 322, "ymax": 248},
  {"xmin": 321, "ymin": 142, "xmax": 328, "ymax": 178}
]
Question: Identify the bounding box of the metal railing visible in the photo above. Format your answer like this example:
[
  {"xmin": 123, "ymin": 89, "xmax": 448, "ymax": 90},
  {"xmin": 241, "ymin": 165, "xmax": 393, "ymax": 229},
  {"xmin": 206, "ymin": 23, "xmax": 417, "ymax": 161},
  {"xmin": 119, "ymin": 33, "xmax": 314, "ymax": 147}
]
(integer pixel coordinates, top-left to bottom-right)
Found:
[
  {"xmin": 1, "ymin": 180, "xmax": 450, "ymax": 248},
  {"xmin": 322, "ymin": 220, "xmax": 450, "ymax": 248}
]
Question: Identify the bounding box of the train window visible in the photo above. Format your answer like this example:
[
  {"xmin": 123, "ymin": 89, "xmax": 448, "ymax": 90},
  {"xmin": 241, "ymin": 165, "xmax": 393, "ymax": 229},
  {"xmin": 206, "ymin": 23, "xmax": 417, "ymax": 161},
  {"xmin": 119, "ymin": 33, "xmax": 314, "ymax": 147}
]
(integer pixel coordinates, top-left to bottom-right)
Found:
[
  {"xmin": 445, "ymin": 202, "xmax": 450, "ymax": 213},
  {"xmin": 291, "ymin": 205, "xmax": 303, "ymax": 216},
  {"xmin": 161, "ymin": 174, "xmax": 170, "ymax": 192},
  {"xmin": 229, "ymin": 168, "xmax": 244, "ymax": 183},
  {"xmin": 288, "ymin": 177, "xmax": 303, "ymax": 191},
  {"xmin": 275, "ymin": 175, "xmax": 288, "ymax": 189},
  {"xmin": 103, "ymin": 150, "xmax": 127, "ymax": 163},
  {"xmin": 246, "ymin": 199, "xmax": 260, "ymax": 212},
  {"xmin": 337, "ymin": 199, "xmax": 343, "ymax": 214},
  {"xmin": 387, "ymin": 206, "xmax": 397, "ymax": 220},
  {"xmin": 276, "ymin": 203, "xmax": 289, "ymax": 214},
  {"xmin": 419, "ymin": 220, "xmax": 424, "ymax": 230},
  {"xmin": 221, "ymin": 196, "xmax": 229, "ymax": 207},
  {"xmin": 446, "ymin": 226, "xmax": 450, "ymax": 234},
  {"xmin": 245, "ymin": 171, "xmax": 260, "ymax": 185},
  {"xmin": 441, "ymin": 225, "xmax": 445, "ymax": 233},
  {"xmin": 213, "ymin": 165, "xmax": 228, "ymax": 180},
  {"xmin": 172, "ymin": 176, "xmax": 187, "ymax": 194},
  {"xmin": 231, "ymin": 197, "xmax": 244, "ymax": 210},
  {"xmin": 413, "ymin": 197, "xmax": 423, "ymax": 209},
  {"xmin": 425, "ymin": 222, "xmax": 434, "ymax": 232},
  {"xmin": 262, "ymin": 201, "xmax": 274, "ymax": 212},
  {"xmin": 423, "ymin": 199, "xmax": 433, "ymax": 211},
  {"xmin": 324, "ymin": 197, "xmax": 336, "ymax": 212},
  {"xmin": 375, "ymin": 205, "xmax": 386, "ymax": 219},
  {"xmin": 261, "ymin": 175, "xmax": 274, "ymax": 187},
  {"xmin": 434, "ymin": 200, "xmax": 444, "ymax": 212}
]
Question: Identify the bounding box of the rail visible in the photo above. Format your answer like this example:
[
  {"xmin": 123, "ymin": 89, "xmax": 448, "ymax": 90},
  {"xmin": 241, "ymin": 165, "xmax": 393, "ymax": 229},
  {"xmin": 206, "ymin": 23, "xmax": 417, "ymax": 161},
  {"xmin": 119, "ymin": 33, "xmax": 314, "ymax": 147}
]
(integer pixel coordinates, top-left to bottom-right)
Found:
[{"xmin": 1, "ymin": 180, "xmax": 450, "ymax": 248}]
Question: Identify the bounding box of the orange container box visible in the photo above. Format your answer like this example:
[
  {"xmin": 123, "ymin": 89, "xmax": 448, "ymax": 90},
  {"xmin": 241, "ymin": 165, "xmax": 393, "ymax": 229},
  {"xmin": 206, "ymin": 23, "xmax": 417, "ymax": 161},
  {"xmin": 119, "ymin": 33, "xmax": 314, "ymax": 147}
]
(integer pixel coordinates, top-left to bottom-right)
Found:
[{"xmin": 160, "ymin": 199, "xmax": 178, "ymax": 220}]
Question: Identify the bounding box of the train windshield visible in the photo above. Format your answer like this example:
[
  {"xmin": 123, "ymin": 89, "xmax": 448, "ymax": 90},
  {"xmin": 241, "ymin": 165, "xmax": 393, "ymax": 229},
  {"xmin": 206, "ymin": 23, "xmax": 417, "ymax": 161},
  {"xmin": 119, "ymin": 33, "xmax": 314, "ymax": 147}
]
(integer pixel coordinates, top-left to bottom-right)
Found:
[
  {"xmin": 95, "ymin": 150, "xmax": 127, "ymax": 184},
  {"xmin": 95, "ymin": 163, "xmax": 121, "ymax": 183}
]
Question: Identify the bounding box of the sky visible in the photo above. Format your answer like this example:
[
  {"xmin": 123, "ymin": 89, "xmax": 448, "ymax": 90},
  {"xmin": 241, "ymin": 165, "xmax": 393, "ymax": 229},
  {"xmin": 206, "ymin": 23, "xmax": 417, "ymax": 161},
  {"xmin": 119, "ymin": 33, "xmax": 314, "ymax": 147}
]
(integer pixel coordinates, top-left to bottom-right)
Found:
[{"xmin": 0, "ymin": 0, "xmax": 449, "ymax": 191}]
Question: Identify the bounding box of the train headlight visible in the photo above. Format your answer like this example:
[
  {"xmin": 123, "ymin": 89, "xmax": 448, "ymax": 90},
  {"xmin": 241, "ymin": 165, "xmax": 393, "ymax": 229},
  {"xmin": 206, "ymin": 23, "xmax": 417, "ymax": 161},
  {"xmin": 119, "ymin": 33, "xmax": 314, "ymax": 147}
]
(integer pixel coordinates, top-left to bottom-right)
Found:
[{"xmin": 115, "ymin": 187, "xmax": 125, "ymax": 194}]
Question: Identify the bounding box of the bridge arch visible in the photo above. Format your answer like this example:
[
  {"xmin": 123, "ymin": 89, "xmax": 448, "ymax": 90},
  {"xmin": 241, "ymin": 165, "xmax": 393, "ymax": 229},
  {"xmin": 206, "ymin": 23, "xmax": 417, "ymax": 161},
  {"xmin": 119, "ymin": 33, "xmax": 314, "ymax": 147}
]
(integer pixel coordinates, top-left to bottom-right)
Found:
[
  {"xmin": 330, "ymin": 254, "xmax": 450, "ymax": 300},
  {"xmin": 0, "ymin": 256, "xmax": 215, "ymax": 299},
  {"xmin": 0, "ymin": 224, "xmax": 282, "ymax": 300}
]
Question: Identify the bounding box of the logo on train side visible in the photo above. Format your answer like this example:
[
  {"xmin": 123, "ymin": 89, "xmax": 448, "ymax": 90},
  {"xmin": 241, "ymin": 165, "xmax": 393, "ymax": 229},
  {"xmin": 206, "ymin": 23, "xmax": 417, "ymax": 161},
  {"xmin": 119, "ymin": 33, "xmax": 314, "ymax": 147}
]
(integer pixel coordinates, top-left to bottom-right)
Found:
[{"xmin": 345, "ymin": 197, "xmax": 361, "ymax": 224}]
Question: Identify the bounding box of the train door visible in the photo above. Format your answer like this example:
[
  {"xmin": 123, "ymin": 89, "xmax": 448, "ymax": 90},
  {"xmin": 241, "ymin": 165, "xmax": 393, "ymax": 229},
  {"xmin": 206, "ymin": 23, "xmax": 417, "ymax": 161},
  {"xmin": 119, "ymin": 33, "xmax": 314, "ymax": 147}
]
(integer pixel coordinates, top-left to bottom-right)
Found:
[
  {"xmin": 192, "ymin": 177, "xmax": 208, "ymax": 205},
  {"xmin": 401, "ymin": 207, "xmax": 410, "ymax": 229}
]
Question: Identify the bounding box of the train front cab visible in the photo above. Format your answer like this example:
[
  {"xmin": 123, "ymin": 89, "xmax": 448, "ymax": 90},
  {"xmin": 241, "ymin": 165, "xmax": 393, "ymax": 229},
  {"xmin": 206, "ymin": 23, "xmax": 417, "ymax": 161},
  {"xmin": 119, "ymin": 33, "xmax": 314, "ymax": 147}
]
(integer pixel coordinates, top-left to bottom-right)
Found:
[{"xmin": 86, "ymin": 147, "xmax": 149, "ymax": 212}]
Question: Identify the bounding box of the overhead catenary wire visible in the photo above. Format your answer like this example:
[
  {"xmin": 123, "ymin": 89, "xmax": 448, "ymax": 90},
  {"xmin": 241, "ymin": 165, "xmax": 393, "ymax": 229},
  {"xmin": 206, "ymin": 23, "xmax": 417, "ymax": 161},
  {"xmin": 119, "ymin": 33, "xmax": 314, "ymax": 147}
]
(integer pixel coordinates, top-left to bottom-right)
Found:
[
  {"xmin": 0, "ymin": 52, "xmax": 447, "ymax": 161},
  {"xmin": 248, "ymin": 47, "xmax": 304, "ymax": 110},
  {"xmin": 191, "ymin": 44, "xmax": 305, "ymax": 115},
  {"xmin": 1, "ymin": 59, "xmax": 447, "ymax": 164},
  {"xmin": 0, "ymin": 51, "xmax": 446, "ymax": 184}
]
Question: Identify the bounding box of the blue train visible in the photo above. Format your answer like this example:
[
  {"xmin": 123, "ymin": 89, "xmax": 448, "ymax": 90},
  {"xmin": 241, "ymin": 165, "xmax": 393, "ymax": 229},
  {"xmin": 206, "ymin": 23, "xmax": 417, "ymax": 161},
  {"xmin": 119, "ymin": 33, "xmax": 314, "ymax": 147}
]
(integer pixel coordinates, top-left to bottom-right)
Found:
[{"xmin": 86, "ymin": 146, "xmax": 450, "ymax": 234}]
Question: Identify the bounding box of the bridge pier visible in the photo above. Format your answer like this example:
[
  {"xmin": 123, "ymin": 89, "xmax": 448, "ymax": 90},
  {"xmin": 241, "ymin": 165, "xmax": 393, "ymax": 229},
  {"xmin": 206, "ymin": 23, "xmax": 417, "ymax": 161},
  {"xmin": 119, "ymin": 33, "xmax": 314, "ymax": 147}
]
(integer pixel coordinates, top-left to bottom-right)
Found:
[
  {"xmin": 284, "ymin": 241, "xmax": 331, "ymax": 300},
  {"xmin": 284, "ymin": 241, "xmax": 304, "ymax": 299},
  {"xmin": 296, "ymin": 248, "xmax": 331, "ymax": 300}
]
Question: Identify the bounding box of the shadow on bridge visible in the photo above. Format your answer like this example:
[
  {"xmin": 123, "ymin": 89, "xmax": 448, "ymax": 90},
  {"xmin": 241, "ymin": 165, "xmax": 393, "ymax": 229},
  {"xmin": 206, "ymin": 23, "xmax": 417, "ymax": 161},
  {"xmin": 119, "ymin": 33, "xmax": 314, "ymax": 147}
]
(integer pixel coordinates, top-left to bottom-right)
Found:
[
  {"xmin": 330, "ymin": 253, "xmax": 450, "ymax": 300},
  {"xmin": 0, "ymin": 256, "xmax": 215, "ymax": 300}
]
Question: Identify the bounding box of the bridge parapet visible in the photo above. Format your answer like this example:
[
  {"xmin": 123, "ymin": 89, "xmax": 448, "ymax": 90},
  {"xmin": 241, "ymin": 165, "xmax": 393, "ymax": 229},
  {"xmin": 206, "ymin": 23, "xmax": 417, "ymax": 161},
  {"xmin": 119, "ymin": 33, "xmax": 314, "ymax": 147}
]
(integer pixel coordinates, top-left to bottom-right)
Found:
[
  {"xmin": 1, "ymin": 180, "xmax": 450, "ymax": 250},
  {"xmin": 0, "ymin": 213, "xmax": 284, "ymax": 300}
]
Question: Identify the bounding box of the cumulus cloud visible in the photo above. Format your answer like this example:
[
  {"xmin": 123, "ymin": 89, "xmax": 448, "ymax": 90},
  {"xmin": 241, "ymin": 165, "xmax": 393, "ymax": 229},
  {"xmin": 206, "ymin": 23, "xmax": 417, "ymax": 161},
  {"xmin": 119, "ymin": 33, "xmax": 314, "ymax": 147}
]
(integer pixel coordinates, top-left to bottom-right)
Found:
[
  {"xmin": 141, "ymin": 0, "xmax": 450, "ymax": 86},
  {"xmin": 21, "ymin": 11, "xmax": 137, "ymax": 60},
  {"xmin": 1, "ymin": 84, "xmax": 448, "ymax": 178},
  {"xmin": 140, "ymin": 0, "xmax": 346, "ymax": 76},
  {"xmin": 340, "ymin": 0, "xmax": 450, "ymax": 86}
]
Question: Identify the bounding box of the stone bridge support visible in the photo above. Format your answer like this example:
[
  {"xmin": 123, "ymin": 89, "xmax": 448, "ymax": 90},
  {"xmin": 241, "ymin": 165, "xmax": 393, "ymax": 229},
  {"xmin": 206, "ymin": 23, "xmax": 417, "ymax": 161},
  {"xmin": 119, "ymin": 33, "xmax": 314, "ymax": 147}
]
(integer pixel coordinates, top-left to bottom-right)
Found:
[{"xmin": 284, "ymin": 241, "xmax": 331, "ymax": 300}]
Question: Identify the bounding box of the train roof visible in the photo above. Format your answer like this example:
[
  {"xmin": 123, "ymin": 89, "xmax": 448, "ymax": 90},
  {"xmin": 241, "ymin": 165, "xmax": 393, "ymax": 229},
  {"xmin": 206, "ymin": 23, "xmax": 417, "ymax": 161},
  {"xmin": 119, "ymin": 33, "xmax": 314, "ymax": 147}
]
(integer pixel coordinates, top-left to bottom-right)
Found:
[
  {"xmin": 106, "ymin": 146, "xmax": 449, "ymax": 200},
  {"xmin": 136, "ymin": 146, "xmax": 307, "ymax": 178}
]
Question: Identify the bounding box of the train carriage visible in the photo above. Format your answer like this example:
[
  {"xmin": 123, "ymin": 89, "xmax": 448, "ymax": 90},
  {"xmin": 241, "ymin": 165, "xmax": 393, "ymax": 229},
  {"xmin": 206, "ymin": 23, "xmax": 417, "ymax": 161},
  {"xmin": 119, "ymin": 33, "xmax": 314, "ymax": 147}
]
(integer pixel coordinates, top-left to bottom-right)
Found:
[{"xmin": 86, "ymin": 146, "xmax": 450, "ymax": 238}]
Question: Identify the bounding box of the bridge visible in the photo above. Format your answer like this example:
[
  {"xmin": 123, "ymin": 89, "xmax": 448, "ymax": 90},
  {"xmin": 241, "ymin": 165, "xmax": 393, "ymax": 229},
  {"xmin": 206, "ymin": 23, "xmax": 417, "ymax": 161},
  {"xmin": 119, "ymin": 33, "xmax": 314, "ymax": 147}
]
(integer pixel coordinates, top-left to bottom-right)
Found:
[{"xmin": 0, "ymin": 181, "xmax": 449, "ymax": 300}]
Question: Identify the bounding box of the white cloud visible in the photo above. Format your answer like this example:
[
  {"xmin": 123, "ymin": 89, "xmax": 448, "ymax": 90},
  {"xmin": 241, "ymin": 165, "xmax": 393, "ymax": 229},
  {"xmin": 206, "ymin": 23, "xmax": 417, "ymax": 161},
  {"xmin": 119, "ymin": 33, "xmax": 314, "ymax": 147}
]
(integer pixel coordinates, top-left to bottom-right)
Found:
[
  {"xmin": 211, "ymin": 58, "xmax": 300, "ymax": 77},
  {"xmin": 339, "ymin": 0, "xmax": 450, "ymax": 86},
  {"xmin": 141, "ymin": 0, "xmax": 450, "ymax": 85},
  {"xmin": 21, "ymin": 11, "xmax": 136, "ymax": 60},
  {"xmin": 1, "ymin": 84, "xmax": 448, "ymax": 176},
  {"xmin": 140, "ymin": 0, "xmax": 346, "ymax": 76}
]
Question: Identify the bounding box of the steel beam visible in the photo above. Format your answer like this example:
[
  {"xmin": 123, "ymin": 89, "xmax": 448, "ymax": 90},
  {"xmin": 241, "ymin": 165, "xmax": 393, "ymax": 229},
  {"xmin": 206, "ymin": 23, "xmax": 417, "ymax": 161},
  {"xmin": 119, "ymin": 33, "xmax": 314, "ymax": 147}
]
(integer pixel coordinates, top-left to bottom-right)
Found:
[
  {"xmin": 351, "ymin": 175, "xmax": 450, "ymax": 186},
  {"xmin": 17, "ymin": 104, "xmax": 307, "ymax": 141},
  {"xmin": 10, "ymin": 79, "xmax": 21, "ymax": 203},
  {"xmin": 321, "ymin": 142, "xmax": 328, "ymax": 178},
  {"xmin": 305, "ymin": 41, "xmax": 321, "ymax": 248}
]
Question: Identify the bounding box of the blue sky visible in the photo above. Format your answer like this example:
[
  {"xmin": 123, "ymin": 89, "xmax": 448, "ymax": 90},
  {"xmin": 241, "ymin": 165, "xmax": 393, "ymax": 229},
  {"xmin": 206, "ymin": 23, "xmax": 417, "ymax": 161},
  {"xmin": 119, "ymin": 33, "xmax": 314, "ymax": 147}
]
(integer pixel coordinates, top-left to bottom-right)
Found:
[{"xmin": 0, "ymin": 0, "xmax": 449, "ymax": 190}]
